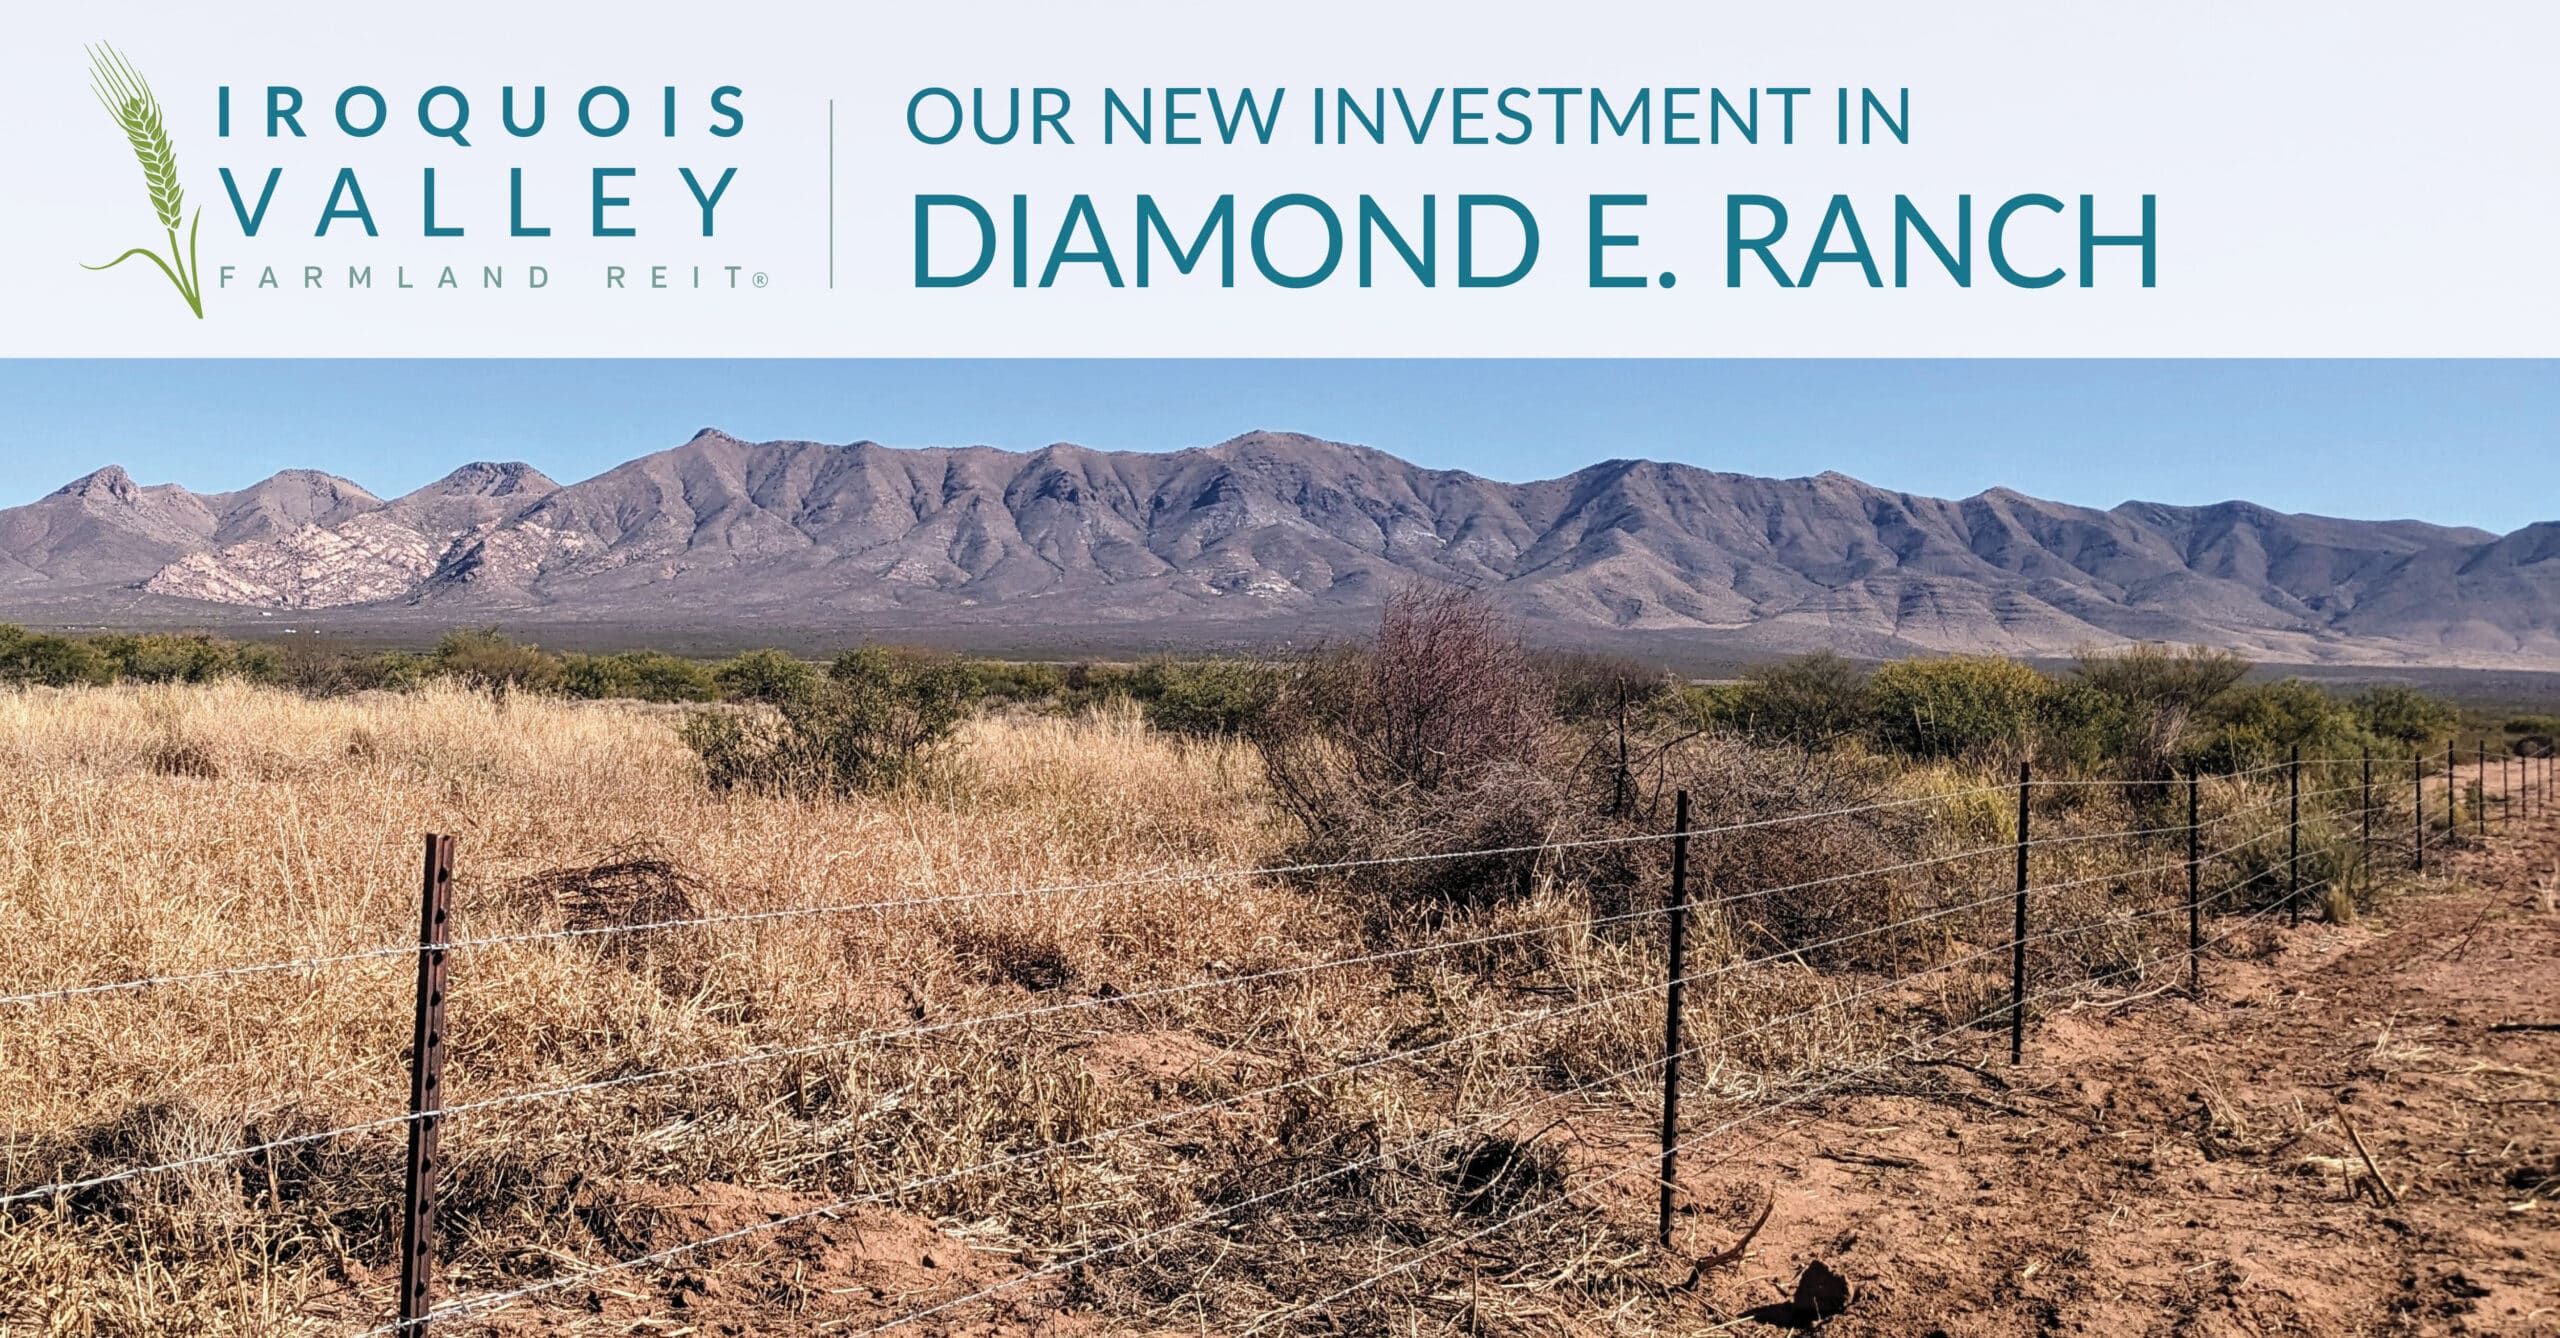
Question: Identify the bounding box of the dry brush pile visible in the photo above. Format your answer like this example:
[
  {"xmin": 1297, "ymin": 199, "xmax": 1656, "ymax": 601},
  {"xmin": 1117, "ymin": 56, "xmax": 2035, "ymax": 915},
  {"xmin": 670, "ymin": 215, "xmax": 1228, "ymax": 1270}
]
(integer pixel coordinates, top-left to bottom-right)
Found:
[{"xmin": 0, "ymin": 622, "xmax": 2447, "ymax": 1335}]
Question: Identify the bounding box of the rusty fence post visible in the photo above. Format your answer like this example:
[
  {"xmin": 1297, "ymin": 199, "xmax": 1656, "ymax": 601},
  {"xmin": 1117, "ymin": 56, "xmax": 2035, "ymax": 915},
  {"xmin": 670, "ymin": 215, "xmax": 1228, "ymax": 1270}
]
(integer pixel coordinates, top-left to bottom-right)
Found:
[
  {"xmin": 2009, "ymin": 761, "xmax": 2031, "ymax": 1066},
  {"xmin": 1655, "ymin": 790, "xmax": 1691, "ymax": 1248},
  {"xmin": 399, "ymin": 834, "xmax": 457, "ymax": 1332}
]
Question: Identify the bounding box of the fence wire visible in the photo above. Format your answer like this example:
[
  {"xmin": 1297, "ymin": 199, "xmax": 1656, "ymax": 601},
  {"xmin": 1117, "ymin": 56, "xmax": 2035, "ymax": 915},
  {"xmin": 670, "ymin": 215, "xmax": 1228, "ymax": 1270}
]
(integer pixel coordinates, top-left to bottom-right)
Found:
[
  {"xmin": 0, "ymin": 760, "xmax": 2436, "ymax": 1010},
  {"xmin": 384, "ymin": 836, "xmax": 2312, "ymax": 1332},
  {"xmin": 0, "ymin": 753, "xmax": 2534, "ymax": 1337},
  {"xmin": 0, "ymin": 815, "xmax": 2298, "ymax": 1210}
]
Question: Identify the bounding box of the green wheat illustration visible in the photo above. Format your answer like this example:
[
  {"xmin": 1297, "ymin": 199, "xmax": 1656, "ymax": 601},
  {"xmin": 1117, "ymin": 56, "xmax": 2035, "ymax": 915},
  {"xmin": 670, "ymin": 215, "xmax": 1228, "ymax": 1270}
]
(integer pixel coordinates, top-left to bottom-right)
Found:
[{"xmin": 84, "ymin": 43, "xmax": 203, "ymax": 319}]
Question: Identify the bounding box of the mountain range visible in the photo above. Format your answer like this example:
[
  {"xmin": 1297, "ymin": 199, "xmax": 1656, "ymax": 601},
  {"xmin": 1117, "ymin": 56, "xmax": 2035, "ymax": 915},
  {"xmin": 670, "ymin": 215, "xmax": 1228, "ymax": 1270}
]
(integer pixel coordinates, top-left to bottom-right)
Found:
[{"xmin": 1, "ymin": 429, "xmax": 2552, "ymax": 667}]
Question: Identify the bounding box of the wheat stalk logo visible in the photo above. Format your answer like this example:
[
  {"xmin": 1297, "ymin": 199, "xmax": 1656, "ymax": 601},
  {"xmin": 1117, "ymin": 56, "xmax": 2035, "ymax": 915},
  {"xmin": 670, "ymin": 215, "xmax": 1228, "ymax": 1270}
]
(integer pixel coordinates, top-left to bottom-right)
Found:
[{"xmin": 84, "ymin": 43, "xmax": 204, "ymax": 319}]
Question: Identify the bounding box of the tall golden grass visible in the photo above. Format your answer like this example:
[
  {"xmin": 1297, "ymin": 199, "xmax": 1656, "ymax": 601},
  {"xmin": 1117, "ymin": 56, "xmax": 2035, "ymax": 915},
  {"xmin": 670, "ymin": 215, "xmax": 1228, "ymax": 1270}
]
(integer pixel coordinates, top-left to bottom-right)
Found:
[{"xmin": 0, "ymin": 682, "xmax": 2380, "ymax": 1334}]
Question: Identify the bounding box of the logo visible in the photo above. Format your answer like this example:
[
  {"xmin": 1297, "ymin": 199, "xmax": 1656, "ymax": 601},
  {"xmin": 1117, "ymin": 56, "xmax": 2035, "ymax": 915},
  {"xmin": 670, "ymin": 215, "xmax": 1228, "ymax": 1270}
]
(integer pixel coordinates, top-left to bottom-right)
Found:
[{"xmin": 84, "ymin": 44, "xmax": 204, "ymax": 319}]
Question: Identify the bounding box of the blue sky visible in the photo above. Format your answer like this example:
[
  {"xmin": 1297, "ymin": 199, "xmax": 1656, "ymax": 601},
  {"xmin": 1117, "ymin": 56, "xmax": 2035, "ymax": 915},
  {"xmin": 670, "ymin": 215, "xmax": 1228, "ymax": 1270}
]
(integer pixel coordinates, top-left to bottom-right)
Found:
[{"xmin": 0, "ymin": 360, "xmax": 2552, "ymax": 533}]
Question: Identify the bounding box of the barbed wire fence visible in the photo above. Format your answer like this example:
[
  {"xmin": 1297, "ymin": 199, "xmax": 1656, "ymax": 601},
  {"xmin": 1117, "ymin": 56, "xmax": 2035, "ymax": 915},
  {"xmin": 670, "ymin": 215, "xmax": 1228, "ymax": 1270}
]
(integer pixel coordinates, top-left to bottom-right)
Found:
[{"xmin": 0, "ymin": 744, "xmax": 2549, "ymax": 1333}]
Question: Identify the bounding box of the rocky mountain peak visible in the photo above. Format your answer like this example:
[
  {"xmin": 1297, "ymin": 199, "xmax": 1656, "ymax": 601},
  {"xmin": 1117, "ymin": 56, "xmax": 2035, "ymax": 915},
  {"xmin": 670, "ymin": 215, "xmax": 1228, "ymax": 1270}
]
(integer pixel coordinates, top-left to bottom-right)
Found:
[
  {"xmin": 57, "ymin": 465, "xmax": 140, "ymax": 503},
  {"xmin": 419, "ymin": 461, "xmax": 558, "ymax": 499}
]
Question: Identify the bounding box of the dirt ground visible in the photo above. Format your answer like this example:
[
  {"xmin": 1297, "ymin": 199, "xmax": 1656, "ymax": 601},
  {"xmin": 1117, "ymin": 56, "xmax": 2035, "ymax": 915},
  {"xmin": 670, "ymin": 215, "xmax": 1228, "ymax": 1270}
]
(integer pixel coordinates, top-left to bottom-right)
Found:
[{"xmin": 1661, "ymin": 774, "xmax": 2560, "ymax": 1336}]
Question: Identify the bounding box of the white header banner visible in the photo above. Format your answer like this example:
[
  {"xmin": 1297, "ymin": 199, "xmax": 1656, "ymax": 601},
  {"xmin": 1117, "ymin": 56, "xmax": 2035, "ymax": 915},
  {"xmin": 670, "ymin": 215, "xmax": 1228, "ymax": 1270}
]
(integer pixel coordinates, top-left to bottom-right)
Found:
[{"xmin": 1, "ymin": 1, "xmax": 2552, "ymax": 357}]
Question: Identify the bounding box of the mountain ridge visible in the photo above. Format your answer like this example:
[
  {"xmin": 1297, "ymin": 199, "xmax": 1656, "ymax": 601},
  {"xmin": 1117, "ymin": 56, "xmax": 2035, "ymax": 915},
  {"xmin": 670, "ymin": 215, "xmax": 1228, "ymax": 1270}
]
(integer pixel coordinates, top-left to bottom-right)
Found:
[{"xmin": 2, "ymin": 430, "xmax": 2549, "ymax": 667}]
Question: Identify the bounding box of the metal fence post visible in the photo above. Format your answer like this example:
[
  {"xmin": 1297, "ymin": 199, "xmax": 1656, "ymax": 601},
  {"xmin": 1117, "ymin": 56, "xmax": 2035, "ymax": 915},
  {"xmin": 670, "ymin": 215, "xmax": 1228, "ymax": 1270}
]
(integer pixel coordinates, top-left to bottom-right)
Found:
[
  {"xmin": 2479, "ymin": 741, "xmax": 2489, "ymax": 837},
  {"xmin": 2009, "ymin": 761, "xmax": 2031, "ymax": 1065},
  {"xmin": 2360, "ymin": 751, "xmax": 2373, "ymax": 863},
  {"xmin": 2287, "ymin": 748, "xmax": 2302, "ymax": 927},
  {"xmin": 2186, "ymin": 765, "xmax": 2201, "ymax": 998},
  {"xmin": 2413, "ymin": 754, "xmax": 2425, "ymax": 875},
  {"xmin": 399, "ymin": 834, "xmax": 457, "ymax": 1333},
  {"xmin": 1655, "ymin": 790, "xmax": 1690, "ymax": 1248},
  {"xmin": 2447, "ymin": 739, "xmax": 2459, "ymax": 845}
]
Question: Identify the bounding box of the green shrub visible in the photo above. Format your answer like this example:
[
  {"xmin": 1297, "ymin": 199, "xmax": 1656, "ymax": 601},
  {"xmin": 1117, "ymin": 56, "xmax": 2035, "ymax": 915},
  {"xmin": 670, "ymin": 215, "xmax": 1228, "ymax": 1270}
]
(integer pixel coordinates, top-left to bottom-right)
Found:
[
  {"xmin": 1058, "ymin": 661, "xmax": 1143, "ymax": 714},
  {"xmin": 2046, "ymin": 644, "xmax": 2251, "ymax": 779},
  {"xmin": 1671, "ymin": 682, "xmax": 1746, "ymax": 732},
  {"xmin": 558, "ymin": 654, "xmax": 625, "ymax": 700},
  {"xmin": 2035, "ymin": 678, "xmax": 2127, "ymax": 775},
  {"xmin": 270, "ymin": 641, "xmax": 423, "ymax": 696},
  {"xmin": 560, "ymin": 651, "xmax": 718, "ymax": 703},
  {"xmin": 429, "ymin": 628, "xmax": 561, "ymax": 695},
  {"xmin": 1720, "ymin": 651, "xmax": 1870, "ymax": 750},
  {"xmin": 685, "ymin": 645, "xmax": 975, "ymax": 795},
  {"xmin": 1864, "ymin": 655, "xmax": 2049, "ymax": 760},
  {"xmin": 2350, "ymin": 684, "xmax": 2459, "ymax": 751},
  {"xmin": 1132, "ymin": 657, "xmax": 1281, "ymax": 736},
  {"xmin": 2506, "ymin": 713, "xmax": 2559, "ymax": 756},
  {"xmin": 92, "ymin": 632, "xmax": 280, "ymax": 684},
  {"xmin": 968, "ymin": 659, "xmax": 1068, "ymax": 705},
  {"xmin": 2194, "ymin": 679, "xmax": 2372, "ymax": 772},
  {"xmin": 712, "ymin": 649, "xmax": 819, "ymax": 704},
  {"xmin": 0, "ymin": 625, "xmax": 111, "ymax": 687}
]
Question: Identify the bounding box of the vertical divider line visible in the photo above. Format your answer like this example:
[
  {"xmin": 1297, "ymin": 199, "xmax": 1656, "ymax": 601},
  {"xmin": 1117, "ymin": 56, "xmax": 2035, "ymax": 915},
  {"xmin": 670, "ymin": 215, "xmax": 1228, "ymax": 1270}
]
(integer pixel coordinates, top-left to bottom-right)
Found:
[{"xmin": 827, "ymin": 99, "xmax": 836, "ymax": 290}]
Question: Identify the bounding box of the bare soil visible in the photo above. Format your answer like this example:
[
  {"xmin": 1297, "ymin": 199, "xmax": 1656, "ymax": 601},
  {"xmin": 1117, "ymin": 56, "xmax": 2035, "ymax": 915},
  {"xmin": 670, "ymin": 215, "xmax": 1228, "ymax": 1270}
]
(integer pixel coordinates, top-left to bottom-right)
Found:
[{"xmin": 1659, "ymin": 786, "xmax": 2560, "ymax": 1336}]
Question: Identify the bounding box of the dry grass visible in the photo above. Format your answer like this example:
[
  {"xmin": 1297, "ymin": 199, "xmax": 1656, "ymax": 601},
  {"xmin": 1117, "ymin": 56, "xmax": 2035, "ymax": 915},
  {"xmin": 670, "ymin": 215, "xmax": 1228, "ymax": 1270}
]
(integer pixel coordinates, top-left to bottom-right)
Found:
[{"xmin": 0, "ymin": 683, "xmax": 2364, "ymax": 1335}]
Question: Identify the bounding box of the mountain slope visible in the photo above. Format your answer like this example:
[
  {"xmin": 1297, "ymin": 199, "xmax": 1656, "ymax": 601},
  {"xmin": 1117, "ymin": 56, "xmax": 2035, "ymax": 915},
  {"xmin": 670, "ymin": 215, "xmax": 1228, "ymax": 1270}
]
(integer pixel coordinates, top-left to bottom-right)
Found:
[
  {"xmin": 141, "ymin": 463, "xmax": 558, "ymax": 608},
  {"xmin": 0, "ymin": 466, "xmax": 376, "ymax": 593},
  {"xmin": 0, "ymin": 432, "xmax": 2548, "ymax": 666}
]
